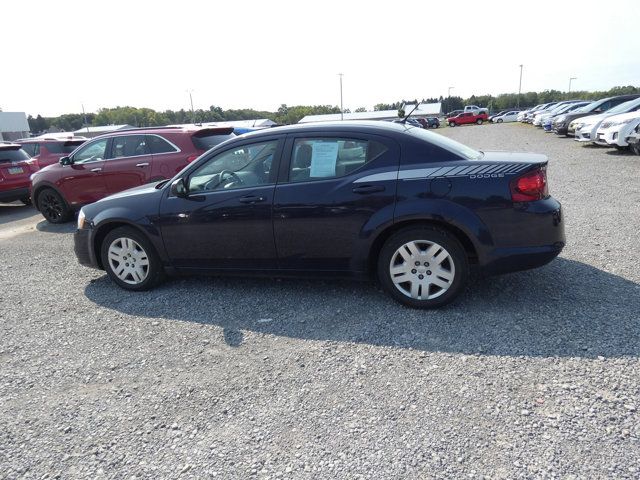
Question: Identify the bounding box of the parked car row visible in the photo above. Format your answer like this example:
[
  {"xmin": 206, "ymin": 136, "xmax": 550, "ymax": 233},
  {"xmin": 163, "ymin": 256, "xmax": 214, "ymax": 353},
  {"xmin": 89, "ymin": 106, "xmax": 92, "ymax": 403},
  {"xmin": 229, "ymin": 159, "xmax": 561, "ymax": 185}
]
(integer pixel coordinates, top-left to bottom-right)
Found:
[{"xmin": 516, "ymin": 94, "xmax": 640, "ymax": 155}]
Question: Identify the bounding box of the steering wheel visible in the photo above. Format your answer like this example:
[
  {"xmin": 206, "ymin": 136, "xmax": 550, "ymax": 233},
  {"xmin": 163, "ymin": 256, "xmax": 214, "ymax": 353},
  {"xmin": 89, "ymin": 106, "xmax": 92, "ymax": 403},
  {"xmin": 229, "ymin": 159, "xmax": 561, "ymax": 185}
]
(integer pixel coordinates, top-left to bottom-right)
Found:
[{"xmin": 203, "ymin": 170, "xmax": 243, "ymax": 191}]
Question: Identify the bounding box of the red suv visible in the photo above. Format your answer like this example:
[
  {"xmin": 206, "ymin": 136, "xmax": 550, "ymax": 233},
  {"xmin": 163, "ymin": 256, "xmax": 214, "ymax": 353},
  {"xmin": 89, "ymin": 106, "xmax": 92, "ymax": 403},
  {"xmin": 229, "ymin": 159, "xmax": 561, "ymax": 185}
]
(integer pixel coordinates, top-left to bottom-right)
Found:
[
  {"xmin": 31, "ymin": 126, "xmax": 235, "ymax": 223},
  {"xmin": 18, "ymin": 136, "xmax": 87, "ymax": 170},
  {"xmin": 0, "ymin": 143, "xmax": 34, "ymax": 205}
]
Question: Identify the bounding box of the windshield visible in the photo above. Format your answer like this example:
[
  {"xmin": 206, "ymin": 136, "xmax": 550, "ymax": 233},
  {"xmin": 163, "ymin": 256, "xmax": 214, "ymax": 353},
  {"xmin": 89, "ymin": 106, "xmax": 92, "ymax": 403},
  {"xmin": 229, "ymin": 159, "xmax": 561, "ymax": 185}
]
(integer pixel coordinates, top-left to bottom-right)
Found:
[
  {"xmin": 46, "ymin": 140, "xmax": 86, "ymax": 154},
  {"xmin": 406, "ymin": 128, "xmax": 482, "ymax": 160},
  {"xmin": 604, "ymin": 98, "xmax": 640, "ymax": 114},
  {"xmin": 191, "ymin": 132, "xmax": 235, "ymax": 151}
]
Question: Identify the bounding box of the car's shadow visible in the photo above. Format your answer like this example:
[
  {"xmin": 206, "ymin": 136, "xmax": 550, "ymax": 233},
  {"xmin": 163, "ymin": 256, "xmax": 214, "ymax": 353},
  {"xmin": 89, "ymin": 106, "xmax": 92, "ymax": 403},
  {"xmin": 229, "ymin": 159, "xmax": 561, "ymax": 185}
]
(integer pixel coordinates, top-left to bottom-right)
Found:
[
  {"xmin": 84, "ymin": 258, "xmax": 639, "ymax": 358},
  {"xmin": 35, "ymin": 219, "xmax": 76, "ymax": 234},
  {"xmin": 0, "ymin": 203, "xmax": 37, "ymax": 225}
]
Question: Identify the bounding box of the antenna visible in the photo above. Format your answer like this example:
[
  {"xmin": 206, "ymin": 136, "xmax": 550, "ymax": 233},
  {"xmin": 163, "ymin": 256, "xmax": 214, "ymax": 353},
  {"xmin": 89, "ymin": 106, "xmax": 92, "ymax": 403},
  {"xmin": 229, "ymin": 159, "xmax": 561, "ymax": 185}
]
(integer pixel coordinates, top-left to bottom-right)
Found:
[{"xmin": 400, "ymin": 102, "xmax": 421, "ymax": 124}]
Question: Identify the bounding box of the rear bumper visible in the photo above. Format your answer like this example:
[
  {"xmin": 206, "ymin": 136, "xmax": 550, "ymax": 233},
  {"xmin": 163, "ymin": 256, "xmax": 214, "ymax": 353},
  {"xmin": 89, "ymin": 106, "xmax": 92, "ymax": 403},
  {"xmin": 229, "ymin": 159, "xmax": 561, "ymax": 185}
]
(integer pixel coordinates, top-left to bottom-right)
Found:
[
  {"xmin": 0, "ymin": 187, "xmax": 30, "ymax": 203},
  {"xmin": 74, "ymin": 228, "xmax": 101, "ymax": 269},
  {"xmin": 479, "ymin": 198, "xmax": 565, "ymax": 276}
]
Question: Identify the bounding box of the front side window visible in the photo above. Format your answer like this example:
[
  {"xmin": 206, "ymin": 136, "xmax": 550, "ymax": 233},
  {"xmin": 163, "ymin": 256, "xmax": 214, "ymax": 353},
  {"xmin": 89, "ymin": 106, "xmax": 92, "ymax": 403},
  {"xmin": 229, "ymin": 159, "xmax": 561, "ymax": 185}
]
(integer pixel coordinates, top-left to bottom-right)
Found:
[
  {"xmin": 188, "ymin": 140, "xmax": 278, "ymax": 193},
  {"xmin": 110, "ymin": 135, "xmax": 149, "ymax": 159},
  {"xmin": 73, "ymin": 139, "xmax": 108, "ymax": 163},
  {"xmin": 289, "ymin": 138, "xmax": 388, "ymax": 183}
]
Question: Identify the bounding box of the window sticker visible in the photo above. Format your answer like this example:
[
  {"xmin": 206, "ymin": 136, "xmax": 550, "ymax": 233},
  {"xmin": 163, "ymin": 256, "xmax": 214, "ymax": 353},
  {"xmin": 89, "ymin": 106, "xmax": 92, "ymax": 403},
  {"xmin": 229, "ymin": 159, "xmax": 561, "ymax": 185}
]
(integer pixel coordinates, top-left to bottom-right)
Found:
[{"xmin": 310, "ymin": 141, "xmax": 339, "ymax": 177}]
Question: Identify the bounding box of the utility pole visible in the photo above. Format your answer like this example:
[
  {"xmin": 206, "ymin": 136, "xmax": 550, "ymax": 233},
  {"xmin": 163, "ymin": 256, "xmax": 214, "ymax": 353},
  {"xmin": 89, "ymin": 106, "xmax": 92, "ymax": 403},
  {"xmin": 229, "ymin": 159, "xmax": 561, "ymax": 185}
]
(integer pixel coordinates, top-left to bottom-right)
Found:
[
  {"xmin": 81, "ymin": 103, "xmax": 89, "ymax": 134},
  {"xmin": 447, "ymin": 86, "xmax": 454, "ymax": 113},
  {"xmin": 187, "ymin": 89, "xmax": 195, "ymax": 123},
  {"xmin": 339, "ymin": 73, "xmax": 344, "ymax": 121},
  {"xmin": 517, "ymin": 65, "xmax": 523, "ymax": 109},
  {"xmin": 568, "ymin": 77, "xmax": 577, "ymax": 93}
]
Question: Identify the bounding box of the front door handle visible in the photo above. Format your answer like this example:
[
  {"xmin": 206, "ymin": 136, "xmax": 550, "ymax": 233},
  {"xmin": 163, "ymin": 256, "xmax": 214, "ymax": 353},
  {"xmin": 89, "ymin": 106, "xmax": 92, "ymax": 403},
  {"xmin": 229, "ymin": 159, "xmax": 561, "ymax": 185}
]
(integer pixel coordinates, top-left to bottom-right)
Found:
[
  {"xmin": 136, "ymin": 162, "xmax": 150, "ymax": 167},
  {"xmin": 352, "ymin": 185, "xmax": 385, "ymax": 194},
  {"xmin": 239, "ymin": 195, "xmax": 266, "ymax": 204},
  {"xmin": 91, "ymin": 167, "xmax": 102, "ymax": 172}
]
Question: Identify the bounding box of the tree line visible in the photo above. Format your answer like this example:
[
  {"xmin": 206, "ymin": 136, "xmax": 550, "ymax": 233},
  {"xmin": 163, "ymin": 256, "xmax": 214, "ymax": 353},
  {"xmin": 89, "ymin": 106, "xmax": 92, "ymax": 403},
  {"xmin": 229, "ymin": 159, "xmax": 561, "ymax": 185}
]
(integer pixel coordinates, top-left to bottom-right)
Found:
[{"xmin": 26, "ymin": 85, "xmax": 640, "ymax": 133}]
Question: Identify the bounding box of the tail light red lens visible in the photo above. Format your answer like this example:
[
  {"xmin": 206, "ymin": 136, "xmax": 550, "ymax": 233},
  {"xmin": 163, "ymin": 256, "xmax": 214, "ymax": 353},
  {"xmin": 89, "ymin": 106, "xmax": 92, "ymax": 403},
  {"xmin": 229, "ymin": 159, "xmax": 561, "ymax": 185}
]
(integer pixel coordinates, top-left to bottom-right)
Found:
[
  {"xmin": 186, "ymin": 154, "xmax": 199, "ymax": 162},
  {"xmin": 510, "ymin": 168, "xmax": 549, "ymax": 202}
]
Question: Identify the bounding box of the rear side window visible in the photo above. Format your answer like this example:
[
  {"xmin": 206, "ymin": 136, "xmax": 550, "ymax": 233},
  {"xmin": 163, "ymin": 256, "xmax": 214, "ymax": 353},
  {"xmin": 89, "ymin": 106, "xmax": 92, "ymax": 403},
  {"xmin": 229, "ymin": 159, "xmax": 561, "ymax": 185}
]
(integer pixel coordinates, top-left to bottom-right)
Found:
[
  {"xmin": 148, "ymin": 135, "xmax": 178, "ymax": 154},
  {"xmin": 21, "ymin": 143, "xmax": 38, "ymax": 156},
  {"xmin": 0, "ymin": 148, "xmax": 30, "ymax": 163},
  {"xmin": 191, "ymin": 132, "xmax": 235, "ymax": 151},
  {"xmin": 110, "ymin": 135, "xmax": 150, "ymax": 159},
  {"xmin": 289, "ymin": 138, "xmax": 388, "ymax": 183}
]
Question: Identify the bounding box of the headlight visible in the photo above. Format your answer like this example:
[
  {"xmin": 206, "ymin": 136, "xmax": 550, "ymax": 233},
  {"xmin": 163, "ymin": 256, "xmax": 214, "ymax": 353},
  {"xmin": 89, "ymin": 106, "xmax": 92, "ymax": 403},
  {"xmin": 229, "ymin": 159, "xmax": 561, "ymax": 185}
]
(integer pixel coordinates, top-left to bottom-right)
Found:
[{"xmin": 77, "ymin": 209, "xmax": 86, "ymax": 229}]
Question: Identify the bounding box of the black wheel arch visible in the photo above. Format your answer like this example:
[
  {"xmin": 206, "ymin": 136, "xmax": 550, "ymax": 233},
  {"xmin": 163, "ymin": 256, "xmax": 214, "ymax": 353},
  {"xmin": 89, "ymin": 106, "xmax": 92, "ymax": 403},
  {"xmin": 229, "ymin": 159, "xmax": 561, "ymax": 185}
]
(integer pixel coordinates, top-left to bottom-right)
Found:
[
  {"xmin": 92, "ymin": 221, "xmax": 162, "ymax": 270},
  {"xmin": 32, "ymin": 182, "xmax": 70, "ymax": 212}
]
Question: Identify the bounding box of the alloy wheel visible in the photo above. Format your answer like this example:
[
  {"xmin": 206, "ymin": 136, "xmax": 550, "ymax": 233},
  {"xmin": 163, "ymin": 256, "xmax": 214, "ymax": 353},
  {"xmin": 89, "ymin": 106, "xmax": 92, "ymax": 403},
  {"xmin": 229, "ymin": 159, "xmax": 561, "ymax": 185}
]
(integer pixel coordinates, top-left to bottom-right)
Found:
[
  {"xmin": 389, "ymin": 240, "xmax": 455, "ymax": 300},
  {"xmin": 41, "ymin": 192, "xmax": 63, "ymax": 221},
  {"xmin": 107, "ymin": 237, "xmax": 150, "ymax": 285}
]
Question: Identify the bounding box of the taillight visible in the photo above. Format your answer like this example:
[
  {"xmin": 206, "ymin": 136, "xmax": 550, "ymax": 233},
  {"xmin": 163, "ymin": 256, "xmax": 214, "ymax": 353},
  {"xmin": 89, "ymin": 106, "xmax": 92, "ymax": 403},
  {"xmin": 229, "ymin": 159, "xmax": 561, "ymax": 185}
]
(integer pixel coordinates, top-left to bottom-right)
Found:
[
  {"xmin": 510, "ymin": 168, "xmax": 549, "ymax": 202},
  {"xmin": 186, "ymin": 154, "xmax": 199, "ymax": 162}
]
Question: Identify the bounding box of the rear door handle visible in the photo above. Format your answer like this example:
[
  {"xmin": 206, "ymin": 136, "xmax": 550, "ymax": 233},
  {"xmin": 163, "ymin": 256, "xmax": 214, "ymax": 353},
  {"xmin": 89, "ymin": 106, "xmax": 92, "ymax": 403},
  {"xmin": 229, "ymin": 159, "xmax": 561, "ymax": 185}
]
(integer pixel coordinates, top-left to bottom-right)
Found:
[
  {"xmin": 352, "ymin": 185, "xmax": 385, "ymax": 194},
  {"xmin": 136, "ymin": 162, "xmax": 150, "ymax": 167},
  {"xmin": 239, "ymin": 195, "xmax": 266, "ymax": 204},
  {"xmin": 91, "ymin": 167, "xmax": 102, "ymax": 172}
]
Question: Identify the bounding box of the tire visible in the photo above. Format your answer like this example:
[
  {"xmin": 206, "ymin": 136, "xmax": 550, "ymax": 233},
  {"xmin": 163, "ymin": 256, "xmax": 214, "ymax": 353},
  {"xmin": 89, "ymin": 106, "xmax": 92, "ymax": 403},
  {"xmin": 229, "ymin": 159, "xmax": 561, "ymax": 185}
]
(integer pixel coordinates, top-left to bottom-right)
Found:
[
  {"xmin": 631, "ymin": 143, "xmax": 640, "ymax": 156},
  {"xmin": 497, "ymin": 119, "xmax": 503, "ymax": 123},
  {"xmin": 101, "ymin": 226, "xmax": 164, "ymax": 291},
  {"xmin": 37, "ymin": 188, "xmax": 72, "ymax": 224},
  {"xmin": 377, "ymin": 226, "xmax": 469, "ymax": 309},
  {"xmin": 476, "ymin": 119, "xmax": 483, "ymax": 125},
  {"xmin": 449, "ymin": 122, "xmax": 456, "ymax": 127},
  {"xmin": 614, "ymin": 145, "xmax": 629, "ymax": 152},
  {"xmin": 20, "ymin": 196, "xmax": 32, "ymax": 206}
]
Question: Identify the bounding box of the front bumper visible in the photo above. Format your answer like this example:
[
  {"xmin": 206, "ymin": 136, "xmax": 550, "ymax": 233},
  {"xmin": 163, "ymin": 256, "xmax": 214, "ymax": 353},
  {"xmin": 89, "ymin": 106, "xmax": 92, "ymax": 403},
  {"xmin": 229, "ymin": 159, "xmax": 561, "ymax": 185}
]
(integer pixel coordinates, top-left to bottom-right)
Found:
[
  {"xmin": 574, "ymin": 127, "xmax": 595, "ymax": 142},
  {"xmin": 74, "ymin": 227, "xmax": 101, "ymax": 269}
]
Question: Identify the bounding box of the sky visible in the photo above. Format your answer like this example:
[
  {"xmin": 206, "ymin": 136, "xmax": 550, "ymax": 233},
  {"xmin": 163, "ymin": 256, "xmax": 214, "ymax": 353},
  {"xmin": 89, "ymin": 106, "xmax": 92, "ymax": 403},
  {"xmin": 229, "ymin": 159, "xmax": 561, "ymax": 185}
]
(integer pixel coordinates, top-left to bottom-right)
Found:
[{"xmin": 2, "ymin": 0, "xmax": 639, "ymax": 117}]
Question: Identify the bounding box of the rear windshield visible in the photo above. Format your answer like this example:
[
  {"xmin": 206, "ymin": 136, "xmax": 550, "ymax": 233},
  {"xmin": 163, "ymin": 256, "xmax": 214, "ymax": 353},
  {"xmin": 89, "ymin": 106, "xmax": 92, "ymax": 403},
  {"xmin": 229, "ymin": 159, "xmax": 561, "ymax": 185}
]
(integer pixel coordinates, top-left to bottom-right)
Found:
[
  {"xmin": 406, "ymin": 128, "xmax": 483, "ymax": 160},
  {"xmin": 46, "ymin": 140, "xmax": 86, "ymax": 154},
  {"xmin": 0, "ymin": 148, "xmax": 30, "ymax": 163},
  {"xmin": 191, "ymin": 133, "xmax": 235, "ymax": 151}
]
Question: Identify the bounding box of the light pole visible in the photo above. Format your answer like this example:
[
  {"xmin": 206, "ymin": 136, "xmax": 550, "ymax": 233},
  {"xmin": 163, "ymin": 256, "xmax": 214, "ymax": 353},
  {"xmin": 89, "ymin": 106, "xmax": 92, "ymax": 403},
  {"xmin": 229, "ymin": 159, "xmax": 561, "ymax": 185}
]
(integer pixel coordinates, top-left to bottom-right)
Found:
[
  {"xmin": 517, "ymin": 64, "xmax": 523, "ymax": 109},
  {"xmin": 447, "ymin": 86, "xmax": 454, "ymax": 113},
  {"xmin": 568, "ymin": 77, "xmax": 577, "ymax": 93},
  {"xmin": 338, "ymin": 73, "xmax": 344, "ymax": 121},
  {"xmin": 187, "ymin": 89, "xmax": 195, "ymax": 123},
  {"xmin": 81, "ymin": 102, "xmax": 89, "ymax": 133}
]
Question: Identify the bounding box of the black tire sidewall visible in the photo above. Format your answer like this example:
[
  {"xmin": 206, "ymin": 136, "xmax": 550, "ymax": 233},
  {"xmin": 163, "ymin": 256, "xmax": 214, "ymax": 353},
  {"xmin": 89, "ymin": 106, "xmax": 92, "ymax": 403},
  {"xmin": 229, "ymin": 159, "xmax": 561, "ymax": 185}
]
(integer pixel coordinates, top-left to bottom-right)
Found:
[
  {"xmin": 377, "ymin": 227, "xmax": 469, "ymax": 309},
  {"xmin": 101, "ymin": 226, "xmax": 163, "ymax": 291},
  {"xmin": 37, "ymin": 188, "xmax": 71, "ymax": 224}
]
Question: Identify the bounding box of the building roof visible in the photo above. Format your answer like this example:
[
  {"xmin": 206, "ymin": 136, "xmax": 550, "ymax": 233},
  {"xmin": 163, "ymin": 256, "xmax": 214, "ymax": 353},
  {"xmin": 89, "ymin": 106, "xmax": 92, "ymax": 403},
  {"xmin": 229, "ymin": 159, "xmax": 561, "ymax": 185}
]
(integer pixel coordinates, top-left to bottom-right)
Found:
[
  {"xmin": 298, "ymin": 103, "xmax": 441, "ymax": 123},
  {"xmin": 73, "ymin": 124, "xmax": 133, "ymax": 134},
  {"xmin": 0, "ymin": 112, "xmax": 30, "ymax": 132}
]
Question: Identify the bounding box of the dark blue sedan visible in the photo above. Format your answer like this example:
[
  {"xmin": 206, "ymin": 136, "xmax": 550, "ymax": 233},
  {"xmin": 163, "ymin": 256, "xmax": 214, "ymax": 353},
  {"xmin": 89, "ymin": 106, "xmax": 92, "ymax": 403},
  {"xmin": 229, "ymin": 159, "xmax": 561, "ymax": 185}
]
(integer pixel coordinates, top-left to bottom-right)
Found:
[{"xmin": 74, "ymin": 121, "xmax": 565, "ymax": 308}]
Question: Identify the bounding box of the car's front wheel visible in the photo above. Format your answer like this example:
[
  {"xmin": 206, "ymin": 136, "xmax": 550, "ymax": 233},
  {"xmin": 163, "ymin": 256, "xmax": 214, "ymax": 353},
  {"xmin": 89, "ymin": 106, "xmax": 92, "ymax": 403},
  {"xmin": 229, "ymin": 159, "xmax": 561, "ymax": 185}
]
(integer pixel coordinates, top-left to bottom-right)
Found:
[
  {"xmin": 101, "ymin": 226, "xmax": 164, "ymax": 291},
  {"xmin": 449, "ymin": 122, "xmax": 456, "ymax": 127},
  {"xmin": 377, "ymin": 226, "xmax": 469, "ymax": 308},
  {"xmin": 631, "ymin": 143, "xmax": 640, "ymax": 156},
  {"xmin": 476, "ymin": 119, "xmax": 483, "ymax": 125},
  {"xmin": 497, "ymin": 118, "xmax": 503, "ymax": 123},
  {"xmin": 37, "ymin": 188, "xmax": 72, "ymax": 223}
]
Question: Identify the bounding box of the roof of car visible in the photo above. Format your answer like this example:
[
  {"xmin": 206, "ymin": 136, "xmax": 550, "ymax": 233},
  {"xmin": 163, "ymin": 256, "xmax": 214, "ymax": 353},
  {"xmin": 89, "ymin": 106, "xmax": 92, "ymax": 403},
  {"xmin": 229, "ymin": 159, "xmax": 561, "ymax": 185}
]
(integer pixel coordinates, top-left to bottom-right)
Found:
[
  {"xmin": 18, "ymin": 136, "xmax": 87, "ymax": 143},
  {"xmin": 88, "ymin": 125, "xmax": 235, "ymax": 140},
  {"xmin": 0, "ymin": 142, "xmax": 22, "ymax": 150},
  {"xmin": 240, "ymin": 120, "xmax": 415, "ymax": 139}
]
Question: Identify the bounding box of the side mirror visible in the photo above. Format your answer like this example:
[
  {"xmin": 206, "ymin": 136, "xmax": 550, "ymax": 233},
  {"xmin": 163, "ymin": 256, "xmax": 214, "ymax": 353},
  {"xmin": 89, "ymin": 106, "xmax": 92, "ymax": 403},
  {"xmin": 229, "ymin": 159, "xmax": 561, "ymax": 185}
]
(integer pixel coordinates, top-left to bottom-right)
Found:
[
  {"xmin": 59, "ymin": 156, "xmax": 73, "ymax": 166},
  {"xmin": 170, "ymin": 178, "xmax": 188, "ymax": 197}
]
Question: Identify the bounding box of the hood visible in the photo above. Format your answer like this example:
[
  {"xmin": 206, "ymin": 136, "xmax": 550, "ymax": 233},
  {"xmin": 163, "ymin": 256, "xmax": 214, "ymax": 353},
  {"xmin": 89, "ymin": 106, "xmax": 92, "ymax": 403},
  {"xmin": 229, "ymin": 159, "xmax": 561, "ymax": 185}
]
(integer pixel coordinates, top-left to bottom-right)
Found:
[
  {"xmin": 96, "ymin": 181, "xmax": 166, "ymax": 203},
  {"xmin": 575, "ymin": 113, "xmax": 609, "ymax": 124},
  {"xmin": 599, "ymin": 111, "xmax": 640, "ymax": 123}
]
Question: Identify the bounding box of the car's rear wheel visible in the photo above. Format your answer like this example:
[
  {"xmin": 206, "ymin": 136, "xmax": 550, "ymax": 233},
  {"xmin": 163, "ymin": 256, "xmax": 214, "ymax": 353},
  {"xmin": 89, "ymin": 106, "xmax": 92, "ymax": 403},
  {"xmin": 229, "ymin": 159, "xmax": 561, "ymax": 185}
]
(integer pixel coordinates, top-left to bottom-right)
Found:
[
  {"xmin": 377, "ymin": 227, "xmax": 469, "ymax": 308},
  {"xmin": 449, "ymin": 122, "xmax": 456, "ymax": 127},
  {"xmin": 476, "ymin": 119, "xmax": 483, "ymax": 125},
  {"xmin": 37, "ymin": 188, "xmax": 72, "ymax": 223},
  {"xmin": 101, "ymin": 226, "xmax": 164, "ymax": 291}
]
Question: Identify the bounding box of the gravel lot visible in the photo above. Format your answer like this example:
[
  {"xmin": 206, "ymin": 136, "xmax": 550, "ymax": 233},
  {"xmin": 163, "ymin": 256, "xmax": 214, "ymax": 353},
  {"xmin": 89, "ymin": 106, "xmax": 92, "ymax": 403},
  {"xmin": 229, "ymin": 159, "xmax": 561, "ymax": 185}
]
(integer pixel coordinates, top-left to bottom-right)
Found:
[{"xmin": 1, "ymin": 124, "xmax": 638, "ymax": 479}]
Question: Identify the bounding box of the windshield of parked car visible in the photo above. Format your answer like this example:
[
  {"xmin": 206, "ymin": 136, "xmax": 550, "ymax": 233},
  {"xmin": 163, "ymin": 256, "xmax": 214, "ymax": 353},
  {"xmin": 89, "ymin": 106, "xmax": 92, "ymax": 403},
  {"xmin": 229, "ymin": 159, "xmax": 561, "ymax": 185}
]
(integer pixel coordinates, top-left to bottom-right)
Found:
[
  {"xmin": 604, "ymin": 98, "xmax": 640, "ymax": 114},
  {"xmin": 406, "ymin": 128, "xmax": 482, "ymax": 160},
  {"xmin": 46, "ymin": 141, "xmax": 86, "ymax": 154},
  {"xmin": 191, "ymin": 132, "xmax": 235, "ymax": 151}
]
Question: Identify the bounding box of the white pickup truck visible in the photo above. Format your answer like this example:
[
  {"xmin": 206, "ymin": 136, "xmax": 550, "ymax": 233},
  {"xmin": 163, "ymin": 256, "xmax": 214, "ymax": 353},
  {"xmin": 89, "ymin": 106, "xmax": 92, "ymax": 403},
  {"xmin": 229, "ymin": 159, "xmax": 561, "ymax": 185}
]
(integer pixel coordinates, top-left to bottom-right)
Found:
[{"xmin": 464, "ymin": 105, "xmax": 489, "ymax": 115}]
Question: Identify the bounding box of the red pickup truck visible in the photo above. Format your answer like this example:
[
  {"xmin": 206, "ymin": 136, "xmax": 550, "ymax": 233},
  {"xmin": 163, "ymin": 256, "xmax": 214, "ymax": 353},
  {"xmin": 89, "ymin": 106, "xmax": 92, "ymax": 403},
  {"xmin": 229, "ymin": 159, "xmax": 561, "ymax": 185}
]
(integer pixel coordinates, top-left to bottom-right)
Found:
[{"xmin": 447, "ymin": 112, "xmax": 488, "ymax": 127}]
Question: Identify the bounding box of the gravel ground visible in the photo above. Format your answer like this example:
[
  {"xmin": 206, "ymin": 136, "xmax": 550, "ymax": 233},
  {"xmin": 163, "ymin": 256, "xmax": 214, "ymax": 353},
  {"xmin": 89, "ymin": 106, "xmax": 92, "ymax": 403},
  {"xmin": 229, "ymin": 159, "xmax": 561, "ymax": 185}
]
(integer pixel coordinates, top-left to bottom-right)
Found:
[{"xmin": 1, "ymin": 124, "xmax": 638, "ymax": 479}]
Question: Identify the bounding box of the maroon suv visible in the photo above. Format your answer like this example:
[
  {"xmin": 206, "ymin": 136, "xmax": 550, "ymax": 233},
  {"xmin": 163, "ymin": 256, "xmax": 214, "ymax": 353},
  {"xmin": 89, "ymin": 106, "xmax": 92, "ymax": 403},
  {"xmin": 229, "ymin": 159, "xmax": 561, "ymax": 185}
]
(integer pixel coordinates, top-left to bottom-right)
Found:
[
  {"xmin": 18, "ymin": 136, "xmax": 87, "ymax": 170},
  {"xmin": 31, "ymin": 126, "xmax": 235, "ymax": 223},
  {"xmin": 0, "ymin": 143, "xmax": 34, "ymax": 205}
]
